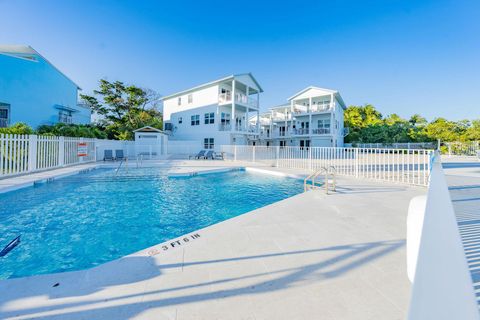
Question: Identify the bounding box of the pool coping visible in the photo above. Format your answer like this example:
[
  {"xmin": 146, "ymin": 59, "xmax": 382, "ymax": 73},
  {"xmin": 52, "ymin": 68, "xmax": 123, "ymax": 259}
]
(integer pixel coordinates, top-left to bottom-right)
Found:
[{"xmin": 0, "ymin": 164, "xmax": 100, "ymax": 194}]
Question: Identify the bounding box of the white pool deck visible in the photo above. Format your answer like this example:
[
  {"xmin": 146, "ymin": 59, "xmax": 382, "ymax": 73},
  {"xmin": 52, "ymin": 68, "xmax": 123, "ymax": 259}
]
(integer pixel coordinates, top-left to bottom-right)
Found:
[{"xmin": 0, "ymin": 160, "xmax": 425, "ymax": 319}]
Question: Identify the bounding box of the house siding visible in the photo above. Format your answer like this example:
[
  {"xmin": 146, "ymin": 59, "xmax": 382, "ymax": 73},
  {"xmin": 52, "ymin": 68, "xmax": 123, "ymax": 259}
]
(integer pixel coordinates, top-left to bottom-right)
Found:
[{"xmin": 0, "ymin": 51, "xmax": 90, "ymax": 128}]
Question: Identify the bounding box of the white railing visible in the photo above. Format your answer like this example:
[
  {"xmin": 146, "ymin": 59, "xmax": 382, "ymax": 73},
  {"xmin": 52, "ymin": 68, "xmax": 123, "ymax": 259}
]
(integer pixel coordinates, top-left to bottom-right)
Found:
[
  {"xmin": 218, "ymin": 93, "xmax": 232, "ymax": 104},
  {"xmin": 407, "ymin": 153, "xmax": 478, "ymax": 319},
  {"xmin": 311, "ymin": 128, "xmax": 330, "ymax": 135},
  {"xmin": 444, "ymin": 141, "xmax": 479, "ymax": 157},
  {"xmin": 220, "ymin": 145, "xmax": 434, "ymax": 186},
  {"xmin": 293, "ymin": 103, "xmax": 331, "ymax": 114},
  {"xmin": 346, "ymin": 142, "xmax": 437, "ymax": 150},
  {"xmin": 218, "ymin": 93, "xmax": 258, "ymax": 108},
  {"xmin": 0, "ymin": 134, "xmax": 96, "ymax": 177},
  {"xmin": 293, "ymin": 128, "xmax": 310, "ymax": 135}
]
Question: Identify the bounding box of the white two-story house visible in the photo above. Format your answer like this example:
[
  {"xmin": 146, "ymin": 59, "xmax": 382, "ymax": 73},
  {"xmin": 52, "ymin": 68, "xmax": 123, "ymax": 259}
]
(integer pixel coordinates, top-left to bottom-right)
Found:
[
  {"xmin": 162, "ymin": 73, "xmax": 262, "ymax": 150},
  {"xmin": 251, "ymin": 86, "xmax": 347, "ymax": 147}
]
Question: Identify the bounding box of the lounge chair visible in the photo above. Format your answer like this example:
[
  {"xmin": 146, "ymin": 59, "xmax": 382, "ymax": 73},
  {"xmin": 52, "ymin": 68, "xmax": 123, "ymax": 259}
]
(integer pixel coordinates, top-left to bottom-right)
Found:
[
  {"xmin": 115, "ymin": 149, "xmax": 125, "ymax": 161},
  {"xmin": 214, "ymin": 152, "xmax": 224, "ymax": 160},
  {"xmin": 104, "ymin": 150, "xmax": 114, "ymax": 161},
  {"xmin": 190, "ymin": 150, "xmax": 206, "ymax": 159},
  {"xmin": 204, "ymin": 150, "xmax": 214, "ymax": 160}
]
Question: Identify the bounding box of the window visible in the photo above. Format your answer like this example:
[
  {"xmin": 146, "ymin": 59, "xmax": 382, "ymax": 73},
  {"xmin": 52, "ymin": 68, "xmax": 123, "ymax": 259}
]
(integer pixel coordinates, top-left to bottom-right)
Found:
[
  {"xmin": 300, "ymin": 140, "xmax": 310, "ymax": 149},
  {"xmin": 165, "ymin": 122, "xmax": 173, "ymax": 131},
  {"xmin": 188, "ymin": 94, "xmax": 193, "ymax": 103},
  {"xmin": 221, "ymin": 112, "xmax": 230, "ymax": 124},
  {"xmin": 178, "ymin": 117, "xmax": 182, "ymax": 124},
  {"xmin": 204, "ymin": 138, "xmax": 214, "ymax": 149},
  {"xmin": 204, "ymin": 112, "xmax": 215, "ymax": 124},
  {"xmin": 178, "ymin": 97, "xmax": 182, "ymax": 106},
  {"xmin": 191, "ymin": 115, "xmax": 200, "ymax": 126},
  {"xmin": 0, "ymin": 106, "xmax": 9, "ymax": 128},
  {"xmin": 318, "ymin": 119, "xmax": 331, "ymax": 128},
  {"xmin": 280, "ymin": 140, "xmax": 286, "ymax": 148},
  {"xmin": 58, "ymin": 110, "xmax": 72, "ymax": 124}
]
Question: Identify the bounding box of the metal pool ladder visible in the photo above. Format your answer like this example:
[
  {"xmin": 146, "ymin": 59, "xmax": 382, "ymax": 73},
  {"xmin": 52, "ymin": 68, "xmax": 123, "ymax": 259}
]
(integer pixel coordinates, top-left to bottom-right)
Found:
[
  {"xmin": 115, "ymin": 158, "xmax": 128, "ymax": 176},
  {"xmin": 304, "ymin": 166, "xmax": 336, "ymax": 194}
]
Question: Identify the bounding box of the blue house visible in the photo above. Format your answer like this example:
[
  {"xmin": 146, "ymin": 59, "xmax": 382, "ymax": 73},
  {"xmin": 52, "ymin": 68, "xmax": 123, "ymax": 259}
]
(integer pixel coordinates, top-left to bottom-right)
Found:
[{"xmin": 0, "ymin": 45, "xmax": 91, "ymax": 128}]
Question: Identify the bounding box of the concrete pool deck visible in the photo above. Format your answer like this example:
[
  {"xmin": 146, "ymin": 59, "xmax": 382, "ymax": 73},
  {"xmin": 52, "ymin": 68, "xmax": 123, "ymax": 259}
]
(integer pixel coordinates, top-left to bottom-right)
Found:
[{"xmin": 0, "ymin": 161, "xmax": 424, "ymax": 319}]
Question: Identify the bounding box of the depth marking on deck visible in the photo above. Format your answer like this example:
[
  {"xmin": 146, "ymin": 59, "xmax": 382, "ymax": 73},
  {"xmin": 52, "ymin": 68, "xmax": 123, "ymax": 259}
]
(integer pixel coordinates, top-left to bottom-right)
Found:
[{"xmin": 147, "ymin": 233, "xmax": 201, "ymax": 256}]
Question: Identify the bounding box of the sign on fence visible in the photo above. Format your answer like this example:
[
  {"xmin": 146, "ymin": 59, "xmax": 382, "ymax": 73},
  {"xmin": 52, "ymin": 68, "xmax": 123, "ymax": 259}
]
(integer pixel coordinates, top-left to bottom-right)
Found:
[{"xmin": 77, "ymin": 142, "xmax": 88, "ymax": 157}]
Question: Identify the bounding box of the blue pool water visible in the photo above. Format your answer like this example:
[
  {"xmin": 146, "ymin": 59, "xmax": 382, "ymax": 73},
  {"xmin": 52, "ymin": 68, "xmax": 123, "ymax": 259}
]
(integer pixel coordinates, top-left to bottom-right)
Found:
[{"xmin": 0, "ymin": 168, "xmax": 302, "ymax": 279}]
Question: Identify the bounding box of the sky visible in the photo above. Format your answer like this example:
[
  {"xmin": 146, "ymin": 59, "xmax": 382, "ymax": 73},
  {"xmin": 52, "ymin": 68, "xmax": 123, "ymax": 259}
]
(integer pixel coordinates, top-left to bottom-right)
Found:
[{"xmin": 0, "ymin": 0, "xmax": 479, "ymax": 121}]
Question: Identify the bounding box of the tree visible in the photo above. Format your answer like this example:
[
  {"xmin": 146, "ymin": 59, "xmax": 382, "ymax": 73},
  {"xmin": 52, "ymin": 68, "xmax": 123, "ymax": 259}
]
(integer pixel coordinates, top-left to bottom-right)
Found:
[
  {"xmin": 80, "ymin": 79, "xmax": 163, "ymax": 140},
  {"xmin": 409, "ymin": 114, "xmax": 427, "ymax": 127}
]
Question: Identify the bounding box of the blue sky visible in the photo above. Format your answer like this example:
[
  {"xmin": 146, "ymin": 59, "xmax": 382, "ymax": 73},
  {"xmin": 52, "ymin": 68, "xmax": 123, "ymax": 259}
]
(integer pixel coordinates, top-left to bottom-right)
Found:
[{"xmin": 0, "ymin": 0, "xmax": 479, "ymax": 120}]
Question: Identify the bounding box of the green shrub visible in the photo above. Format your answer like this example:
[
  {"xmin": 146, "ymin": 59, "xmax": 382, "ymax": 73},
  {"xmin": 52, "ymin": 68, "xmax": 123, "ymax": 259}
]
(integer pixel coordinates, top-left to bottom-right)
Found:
[
  {"xmin": 36, "ymin": 123, "xmax": 108, "ymax": 139},
  {"xmin": 0, "ymin": 122, "xmax": 34, "ymax": 135}
]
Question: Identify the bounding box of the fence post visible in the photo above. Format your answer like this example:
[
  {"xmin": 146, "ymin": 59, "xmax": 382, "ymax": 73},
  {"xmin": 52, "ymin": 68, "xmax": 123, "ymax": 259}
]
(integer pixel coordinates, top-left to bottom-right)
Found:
[
  {"xmin": 275, "ymin": 145, "xmax": 280, "ymax": 167},
  {"xmin": 94, "ymin": 139, "xmax": 98, "ymax": 162},
  {"xmin": 252, "ymin": 145, "xmax": 256, "ymax": 163},
  {"xmin": 308, "ymin": 147, "xmax": 312, "ymax": 170},
  {"xmin": 28, "ymin": 135, "xmax": 38, "ymax": 172},
  {"xmin": 58, "ymin": 136, "xmax": 65, "ymax": 167},
  {"xmin": 354, "ymin": 148, "xmax": 359, "ymax": 178},
  {"xmin": 79, "ymin": 137, "xmax": 84, "ymax": 163},
  {"xmin": 234, "ymin": 145, "xmax": 237, "ymax": 161}
]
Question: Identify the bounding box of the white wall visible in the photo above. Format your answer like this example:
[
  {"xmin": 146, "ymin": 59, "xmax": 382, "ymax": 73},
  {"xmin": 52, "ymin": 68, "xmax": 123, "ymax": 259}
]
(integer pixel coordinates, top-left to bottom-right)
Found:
[{"xmin": 163, "ymin": 85, "xmax": 219, "ymax": 122}]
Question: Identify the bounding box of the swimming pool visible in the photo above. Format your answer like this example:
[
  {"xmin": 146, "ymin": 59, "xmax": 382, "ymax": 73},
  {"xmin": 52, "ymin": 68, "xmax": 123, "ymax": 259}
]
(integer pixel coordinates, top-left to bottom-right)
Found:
[{"xmin": 0, "ymin": 167, "xmax": 303, "ymax": 279}]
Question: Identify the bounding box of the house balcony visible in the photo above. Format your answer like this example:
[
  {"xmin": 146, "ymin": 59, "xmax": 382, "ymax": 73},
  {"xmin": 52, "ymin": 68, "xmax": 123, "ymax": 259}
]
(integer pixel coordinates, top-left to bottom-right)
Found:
[
  {"xmin": 259, "ymin": 131, "xmax": 271, "ymax": 139},
  {"xmin": 292, "ymin": 128, "xmax": 310, "ymax": 135},
  {"xmin": 311, "ymin": 128, "xmax": 331, "ymax": 135},
  {"xmin": 271, "ymin": 128, "xmax": 330, "ymax": 138},
  {"xmin": 219, "ymin": 123, "xmax": 258, "ymax": 134},
  {"xmin": 292, "ymin": 103, "xmax": 332, "ymax": 115},
  {"xmin": 218, "ymin": 93, "xmax": 258, "ymax": 109}
]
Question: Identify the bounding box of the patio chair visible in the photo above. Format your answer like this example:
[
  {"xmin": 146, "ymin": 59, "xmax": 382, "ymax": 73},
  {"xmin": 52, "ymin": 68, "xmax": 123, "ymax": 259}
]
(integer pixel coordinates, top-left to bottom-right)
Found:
[
  {"xmin": 204, "ymin": 150, "xmax": 214, "ymax": 160},
  {"xmin": 104, "ymin": 150, "xmax": 114, "ymax": 161},
  {"xmin": 190, "ymin": 150, "xmax": 206, "ymax": 159},
  {"xmin": 214, "ymin": 152, "xmax": 225, "ymax": 160},
  {"xmin": 115, "ymin": 149, "xmax": 125, "ymax": 161}
]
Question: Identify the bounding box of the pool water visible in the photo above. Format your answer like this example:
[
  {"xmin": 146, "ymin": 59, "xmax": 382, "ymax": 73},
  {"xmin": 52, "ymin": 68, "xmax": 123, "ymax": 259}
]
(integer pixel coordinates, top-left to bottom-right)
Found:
[{"xmin": 0, "ymin": 168, "xmax": 302, "ymax": 279}]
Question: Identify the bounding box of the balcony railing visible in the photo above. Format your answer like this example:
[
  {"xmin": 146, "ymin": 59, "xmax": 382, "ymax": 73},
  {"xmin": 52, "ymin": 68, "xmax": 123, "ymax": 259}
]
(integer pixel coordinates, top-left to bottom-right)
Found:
[
  {"xmin": 293, "ymin": 128, "xmax": 310, "ymax": 135},
  {"xmin": 219, "ymin": 123, "xmax": 258, "ymax": 133},
  {"xmin": 219, "ymin": 123, "xmax": 231, "ymax": 131},
  {"xmin": 0, "ymin": 118, "xmax": 8, "ymax": 128},
  {"xmin": 312, "ymin": 128, "xmax": 330, "ymax": 135},
  {"xmin": 218, "ymin": 93, "xmax": 258, "ymax": 108},
  {"xmin": 293, "ymin": 104, "xmax": 332, "ymax": 114}
]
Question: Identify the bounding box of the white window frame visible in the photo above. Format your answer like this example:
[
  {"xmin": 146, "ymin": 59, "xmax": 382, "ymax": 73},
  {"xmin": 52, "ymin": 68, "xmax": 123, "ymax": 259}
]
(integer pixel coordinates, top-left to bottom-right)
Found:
[
  {"xmin": 0, "ymin": 105, "xmax": 9, "ymax": 128},
  {"xmin": 204, "ymin": 138, "xmax": 214, "ymax": 149},
  {"xmin": 188, "ymin": 94, "xmax": 193, "ymax": 104},
  {"xmin": 204, "ymin": 112, "xmax": 215, "ymax": 124},
  {"xmin": 191, "ymin": 115, "xmax": 200, "ymax": 126}
]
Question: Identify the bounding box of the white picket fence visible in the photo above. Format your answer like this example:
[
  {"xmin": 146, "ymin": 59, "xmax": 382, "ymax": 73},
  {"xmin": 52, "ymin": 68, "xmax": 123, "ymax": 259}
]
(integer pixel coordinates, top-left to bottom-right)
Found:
[
  {"xmin": 345, "ymin": 142, "xmax": 437, "ymax": 150},
  {"xmin": 221, "ymin": 145, "xmax": 434, "ymax": 186},
  {"xmin": 443, "ymin": 141, "xmax": 480, "ymax": 157},
  {"xmin": 0, "ymin": 134, "xmax": 96, "ymax": 177}
]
